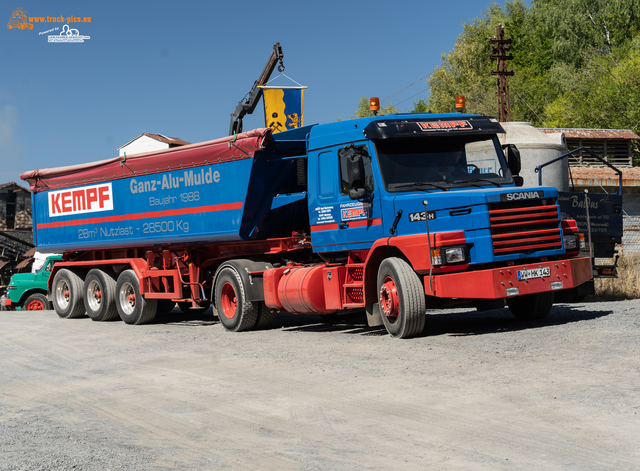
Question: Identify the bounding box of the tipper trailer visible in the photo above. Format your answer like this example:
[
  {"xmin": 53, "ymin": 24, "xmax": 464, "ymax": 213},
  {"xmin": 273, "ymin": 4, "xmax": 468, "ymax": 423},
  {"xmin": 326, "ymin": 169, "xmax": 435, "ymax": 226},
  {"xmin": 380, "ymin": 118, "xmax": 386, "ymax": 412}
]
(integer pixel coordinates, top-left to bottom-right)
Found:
[{"xmin": 21, "ymin": 113, "xmax": 592, "ymax": 338}]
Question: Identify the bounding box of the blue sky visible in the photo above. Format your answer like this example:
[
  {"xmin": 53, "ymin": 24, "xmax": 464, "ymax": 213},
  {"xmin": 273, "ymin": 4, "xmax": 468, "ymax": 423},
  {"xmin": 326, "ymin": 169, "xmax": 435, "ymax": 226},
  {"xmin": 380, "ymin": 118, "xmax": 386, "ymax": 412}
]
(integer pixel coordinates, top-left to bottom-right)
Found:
[{"xmin": 1, "ymin": 0, "xmax": 512, "ymax": 187}]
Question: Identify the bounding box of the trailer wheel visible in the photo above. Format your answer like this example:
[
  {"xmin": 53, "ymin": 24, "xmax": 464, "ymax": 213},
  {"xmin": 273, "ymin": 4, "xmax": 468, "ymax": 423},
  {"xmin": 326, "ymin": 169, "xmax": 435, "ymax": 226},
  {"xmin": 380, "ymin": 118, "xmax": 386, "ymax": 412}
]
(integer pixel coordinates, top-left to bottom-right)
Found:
[
  {"xmin": 156, "ymin": 299, "xmax": 176, "ymax": 315},
  {"xmin": 52, "ymin": 269, "xmax": 86, "ymax": 319},
  {"xmin": 115, "ymin": 270, "xmax": 157, "ymax": 325},
  {"xmin": 377, "ymin": 258, "xmax": 425, "ymax": 339},
  {"xmin": 507, "ymin": 292, "xmax": 554, "ymax": 320},
  {"xmin": 214, "ymin": 267, "xmax": 258, "ymax": 332},
  {"xmin": 84, "ymin": 269, "xmax": 119, "ymax": 322},
  {"xmin": 24, "ymin": 293, "xmax": 51, "ymax": 311}
]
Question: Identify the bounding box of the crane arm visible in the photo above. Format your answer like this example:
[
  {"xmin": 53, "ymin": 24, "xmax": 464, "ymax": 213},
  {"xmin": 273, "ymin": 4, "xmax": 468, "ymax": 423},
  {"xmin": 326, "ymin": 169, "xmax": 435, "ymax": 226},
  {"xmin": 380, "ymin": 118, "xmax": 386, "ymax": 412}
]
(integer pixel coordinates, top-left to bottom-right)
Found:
[{"xmin": 229, "ymin": 42, "xmax": 284, "ymax": 136}]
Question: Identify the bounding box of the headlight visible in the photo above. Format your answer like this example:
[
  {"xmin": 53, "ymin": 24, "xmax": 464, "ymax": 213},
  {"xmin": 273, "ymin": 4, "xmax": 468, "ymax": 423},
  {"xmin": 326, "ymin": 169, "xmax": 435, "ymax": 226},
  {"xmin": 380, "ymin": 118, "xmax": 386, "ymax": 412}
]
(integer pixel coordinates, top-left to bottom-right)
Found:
[
  {"xmin": 432, "ymin": 245, "xmax": 467, "ymax": 266},
  {"xmin": 563, "ymin": 234, "xmax": 577, "ymax": 250},
  {"xmin": 445, "ymin": 246, "xmax": 466, "ymax": 264}
]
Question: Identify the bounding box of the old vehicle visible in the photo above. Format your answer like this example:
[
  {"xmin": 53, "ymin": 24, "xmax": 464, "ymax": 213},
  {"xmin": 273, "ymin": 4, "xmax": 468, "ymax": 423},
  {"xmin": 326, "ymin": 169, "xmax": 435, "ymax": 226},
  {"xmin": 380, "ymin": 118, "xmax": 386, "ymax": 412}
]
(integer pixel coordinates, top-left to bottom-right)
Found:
[
  {"xmin": 5, "ymin": 255, "xmax": 62, "ymax": 310},
  {"xmin": 20, "ymin": 111, "xmax": 592, "ymax": 338}
]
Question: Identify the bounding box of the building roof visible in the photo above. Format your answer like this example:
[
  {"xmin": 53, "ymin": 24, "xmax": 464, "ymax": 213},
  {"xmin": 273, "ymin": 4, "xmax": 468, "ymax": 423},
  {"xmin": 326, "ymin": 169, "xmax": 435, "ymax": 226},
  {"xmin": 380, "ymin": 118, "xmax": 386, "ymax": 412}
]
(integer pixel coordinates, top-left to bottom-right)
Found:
[
  {"xmin": 0, "ymin": 182, "xmax": 30, "ymax": 192},
  {"xmin": 569, "ymin": 166, "xmax": 640, "ymax": 188},
  {"xmin": 117, "ymin": 133, "xmax": 191, "ymax": 150},
  {"xmin": 539, "ymin": 128, "xmax": 639, "ymax": 140}
]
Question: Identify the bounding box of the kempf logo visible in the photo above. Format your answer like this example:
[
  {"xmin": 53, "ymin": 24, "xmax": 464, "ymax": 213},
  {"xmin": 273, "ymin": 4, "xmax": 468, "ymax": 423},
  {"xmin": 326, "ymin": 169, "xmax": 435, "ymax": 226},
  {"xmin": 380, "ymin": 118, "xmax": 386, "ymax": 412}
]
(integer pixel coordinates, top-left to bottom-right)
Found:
[
  {"xmin": 7, "ymin": 8, "xmax": 32, "ymax": 30},
  {"xmin": 48, "ymin": 183, "xmax": 113, "ymax": 217},
  {"xmin": 48, "ymin": 24, "xmax": 90, "ymax": 42}
]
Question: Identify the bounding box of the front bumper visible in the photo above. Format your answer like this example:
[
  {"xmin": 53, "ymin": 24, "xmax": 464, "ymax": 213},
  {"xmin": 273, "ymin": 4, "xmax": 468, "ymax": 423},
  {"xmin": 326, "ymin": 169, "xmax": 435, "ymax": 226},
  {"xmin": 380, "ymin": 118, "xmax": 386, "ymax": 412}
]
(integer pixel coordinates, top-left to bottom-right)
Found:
[{"xmin": 425, "ymin": 257, "xmax": 592, "ymax": 299}]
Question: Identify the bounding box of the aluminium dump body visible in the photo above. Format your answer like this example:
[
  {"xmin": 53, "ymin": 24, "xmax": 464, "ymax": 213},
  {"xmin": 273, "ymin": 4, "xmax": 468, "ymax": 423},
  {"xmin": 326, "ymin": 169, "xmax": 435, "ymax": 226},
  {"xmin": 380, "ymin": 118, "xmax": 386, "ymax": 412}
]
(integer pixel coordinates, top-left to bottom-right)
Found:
[{"xmin": 21, "ymin": 129, "xmax": 280, "ymax": 253}]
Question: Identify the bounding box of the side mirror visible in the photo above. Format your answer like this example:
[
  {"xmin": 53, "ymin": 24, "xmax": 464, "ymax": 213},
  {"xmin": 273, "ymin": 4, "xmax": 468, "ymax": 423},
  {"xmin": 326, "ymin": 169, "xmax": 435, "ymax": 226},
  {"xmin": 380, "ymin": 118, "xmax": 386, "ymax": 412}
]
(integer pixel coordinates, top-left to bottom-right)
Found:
[
  {"xmin": 349, "ymin": 188, "xmax": 367, "ymax": 200},
  {"xmin": 513, "ymin": 176, "xmax": 524, "ymax": 187},
  {"xmin": 503, "ymin": 144, "xmax": 521, "ymax": 176},
  {"xmin": 346, "ymin": 152, "xmax": 366, "ymax": 189},
  {"xmin": 340, "ymin": 144, "xmax": 370, "ymax": 200}
]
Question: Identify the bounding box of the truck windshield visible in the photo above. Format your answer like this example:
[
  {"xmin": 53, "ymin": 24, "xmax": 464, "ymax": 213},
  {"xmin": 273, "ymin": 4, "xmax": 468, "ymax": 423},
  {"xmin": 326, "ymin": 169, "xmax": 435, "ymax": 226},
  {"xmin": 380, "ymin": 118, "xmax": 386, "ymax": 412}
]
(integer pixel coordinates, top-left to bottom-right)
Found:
[{"xmin": 374, "ymin": 135, "xmax": 512, "ymax": 192}]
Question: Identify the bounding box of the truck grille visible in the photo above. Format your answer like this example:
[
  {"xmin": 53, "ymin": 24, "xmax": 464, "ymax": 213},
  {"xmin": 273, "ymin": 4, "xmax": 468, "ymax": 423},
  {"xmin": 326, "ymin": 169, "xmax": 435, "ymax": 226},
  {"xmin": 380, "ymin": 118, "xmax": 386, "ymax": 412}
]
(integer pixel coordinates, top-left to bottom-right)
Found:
[{"xmin": 488, "ymin": 199, "xmax": 562, "ymax": 256}]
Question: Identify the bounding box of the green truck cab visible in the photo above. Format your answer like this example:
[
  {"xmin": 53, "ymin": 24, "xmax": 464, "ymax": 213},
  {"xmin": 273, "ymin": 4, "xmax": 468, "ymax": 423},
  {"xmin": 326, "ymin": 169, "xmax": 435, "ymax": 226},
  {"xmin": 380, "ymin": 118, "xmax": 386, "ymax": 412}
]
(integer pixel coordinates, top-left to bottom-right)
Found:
[{"xmin": 5, "ymin": 255, "xmax": 63, "ymax": 311}]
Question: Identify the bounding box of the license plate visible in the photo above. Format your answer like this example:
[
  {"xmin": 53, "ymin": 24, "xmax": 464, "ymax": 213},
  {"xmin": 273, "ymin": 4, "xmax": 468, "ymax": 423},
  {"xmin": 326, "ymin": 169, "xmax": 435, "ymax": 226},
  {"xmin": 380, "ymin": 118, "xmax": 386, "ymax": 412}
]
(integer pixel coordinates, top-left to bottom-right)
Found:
[{"xmin": 517, "ymin": 267, "xmax": 551, "ymax": 280}]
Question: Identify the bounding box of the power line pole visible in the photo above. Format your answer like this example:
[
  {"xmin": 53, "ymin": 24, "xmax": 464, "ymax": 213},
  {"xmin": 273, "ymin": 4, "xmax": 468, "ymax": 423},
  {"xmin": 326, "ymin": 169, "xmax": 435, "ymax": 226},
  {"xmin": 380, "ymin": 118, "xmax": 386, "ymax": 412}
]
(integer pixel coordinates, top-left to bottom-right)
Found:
[{"xmin": 489, "ymin": 24, "xmax": 514, "ymax": 122}]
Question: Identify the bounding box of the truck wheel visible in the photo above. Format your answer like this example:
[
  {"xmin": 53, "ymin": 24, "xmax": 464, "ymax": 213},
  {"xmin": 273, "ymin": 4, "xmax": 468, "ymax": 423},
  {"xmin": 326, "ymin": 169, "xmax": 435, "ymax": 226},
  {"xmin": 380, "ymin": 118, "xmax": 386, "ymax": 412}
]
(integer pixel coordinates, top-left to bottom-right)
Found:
[
  {"xmin": 115, "ymin": 270, "xmax": 157, "ymax": 325},
  {"xmin": 507, "ymin": 292, "xmax": 554, "ymax": 320},
  {"xmin": 214, "ymin": 267, "xmax": 258, "ymax": 332},
  {"xmin": 178, "ymin": 300, "xmax": 211, "ymax": 315},
  {"xmin": 84, "ymin": 269, "xmax": 119, "ymax": 322},
  {"xmin": 24, "ymin": 293, "xmax": 51, "ymax": 311},
  {"xmin": 377, "ymin": 258, "xmax": 426, "ymax": 339},
  {"xmin": 52, "ymin": 269, "xmax": 86, "ymax": 319},
  {"xmin": 254, "ymin": 302, "xmax": 276, "ymax": 330}
]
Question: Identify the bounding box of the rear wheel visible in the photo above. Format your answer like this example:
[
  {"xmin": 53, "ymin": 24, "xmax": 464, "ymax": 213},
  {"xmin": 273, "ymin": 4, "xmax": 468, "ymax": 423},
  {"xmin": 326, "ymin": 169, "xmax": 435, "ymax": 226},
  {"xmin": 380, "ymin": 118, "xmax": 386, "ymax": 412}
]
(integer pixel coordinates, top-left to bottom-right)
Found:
[
  {"xmin": 507, "ymin": 292, "xmax": 554, "ymax": 320},
  {"xmin": 84, "ymin": 269, "xmax": 119, "ymax": 321},
  {"xmin": 377, "ymin": 258, "xmax": 425, "ymax": 339},
  {"xmin": 214, "ymin": 267, "xmax": 258, "ymax": 332},
  {"xmin": 254, "ymin": 302, "xmax": 276, "ymax": 330},
  {"xmin": 24, "ymin": 293, "xmax": 50, "ymax": 311},
  {"xmin": 115, "ymin": 270, "xmax": 157, "ymax": 325},
  {"xmin": 52, "ymin": 269, "xmax": 85, "ymax": 319}
]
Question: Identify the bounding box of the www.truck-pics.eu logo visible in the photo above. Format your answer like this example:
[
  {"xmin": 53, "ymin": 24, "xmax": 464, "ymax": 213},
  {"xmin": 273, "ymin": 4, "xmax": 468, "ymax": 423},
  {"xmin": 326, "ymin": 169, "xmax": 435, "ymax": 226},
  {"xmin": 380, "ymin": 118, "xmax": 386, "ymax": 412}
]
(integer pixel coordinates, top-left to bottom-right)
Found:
[{"xmin": 48, "ymin": 183, "xmax": 113, "ymax": 217}]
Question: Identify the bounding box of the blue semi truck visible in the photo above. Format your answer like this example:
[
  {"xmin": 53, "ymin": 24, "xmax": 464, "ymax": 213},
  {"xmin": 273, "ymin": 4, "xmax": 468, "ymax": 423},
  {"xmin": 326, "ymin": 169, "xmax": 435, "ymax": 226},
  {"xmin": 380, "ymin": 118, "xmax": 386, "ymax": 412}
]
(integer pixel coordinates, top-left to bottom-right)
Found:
[{"xmin": 21, "ymin": 114, "xmax": 591, "ymax": 338}]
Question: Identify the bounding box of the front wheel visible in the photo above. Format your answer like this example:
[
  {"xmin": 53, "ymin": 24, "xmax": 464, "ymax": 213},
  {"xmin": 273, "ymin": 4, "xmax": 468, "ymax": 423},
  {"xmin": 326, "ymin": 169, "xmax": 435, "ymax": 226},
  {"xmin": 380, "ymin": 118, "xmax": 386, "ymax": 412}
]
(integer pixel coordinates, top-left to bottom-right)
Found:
[
  {"xmin": 377, "ymin": 258, "xmax": 425, "ymax": 339},
  {"xmin": 24, "ymin": 293, "xmax": 51, "ymax": 311},
  {"xmin": 115, "ymin": 270, "xmax": 157, "ymax": 325},
  {"xmin": 507, "ymin": 292, "xmax": 554, "ymax": 320}
]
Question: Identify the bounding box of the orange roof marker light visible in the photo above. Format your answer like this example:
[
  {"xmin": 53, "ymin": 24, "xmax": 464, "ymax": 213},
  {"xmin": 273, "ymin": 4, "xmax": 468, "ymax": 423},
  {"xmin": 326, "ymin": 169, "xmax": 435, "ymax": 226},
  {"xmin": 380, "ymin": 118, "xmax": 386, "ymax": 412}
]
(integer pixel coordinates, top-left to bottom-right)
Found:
[
  {"xmin": 455, "ymin": 95, "xmax": 465, "ymax": 111},
  {"xmin": 370, "ymin": 97, "xmax": 380, "ymax": 115}
]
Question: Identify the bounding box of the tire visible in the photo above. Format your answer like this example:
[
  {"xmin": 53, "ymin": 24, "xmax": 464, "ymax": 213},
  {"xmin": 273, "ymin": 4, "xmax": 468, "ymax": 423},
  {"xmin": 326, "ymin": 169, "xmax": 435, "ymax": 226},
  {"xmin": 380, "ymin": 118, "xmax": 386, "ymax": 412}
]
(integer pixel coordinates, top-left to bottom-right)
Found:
[
  {"xmin": 377, "ymin": 257, "xmax": 426, "ymax": 339},
  {"xmin": 507, "ymin": 291, "xmax": 554, "ymax": 320},
  {"xmin": 156, "ymin": 299, "xmax": 176, "ymax": 314},
  {"xmin": 214, "ymin": 267, "xmax": 259, "ymax": 332},
  {"xmin": 83, "ymin": 269, "xmax": 119, "ymax": 321},
  {"xmin": 254, "ymin": 302, "xmax": 276, "ymax": 330},
  {"xmin": 178, "ymin": 300, "xmax": 211, "ymax": 315},
  {"xmin": 52, "ymin": 269, "xmax": 86, "ymax": 319},
  {"xmin": 24, "ymin": 293, "xmax": 51, "ymax": 311},
  {"xmin": 115, "ymin": 270, "xmax": 157, "ymax": 325}
]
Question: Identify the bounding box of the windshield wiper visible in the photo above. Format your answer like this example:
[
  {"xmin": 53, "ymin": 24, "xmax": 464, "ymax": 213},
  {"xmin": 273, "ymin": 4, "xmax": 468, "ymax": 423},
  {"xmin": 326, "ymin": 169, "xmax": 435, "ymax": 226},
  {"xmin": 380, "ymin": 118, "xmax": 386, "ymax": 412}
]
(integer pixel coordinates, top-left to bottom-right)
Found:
[
  {"xmin": 389, "ymin": 182, "xmax": 448, "ymax": 191},
  {"xmin": 451, "ymin": 178, "xmax": 502, "ymax": 188}
]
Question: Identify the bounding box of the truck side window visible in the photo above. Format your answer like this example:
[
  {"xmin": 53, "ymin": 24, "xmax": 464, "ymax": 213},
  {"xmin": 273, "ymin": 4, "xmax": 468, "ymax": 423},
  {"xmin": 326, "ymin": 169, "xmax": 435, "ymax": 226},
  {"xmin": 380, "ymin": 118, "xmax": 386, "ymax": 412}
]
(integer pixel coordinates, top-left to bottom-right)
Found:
[
  {"xmin": 318, "ymin": 150, "xmax": 337, "ymax": 198},
  {"xmin": 339, "ymin": 145, "xmax": 375, "ymax": 195}
]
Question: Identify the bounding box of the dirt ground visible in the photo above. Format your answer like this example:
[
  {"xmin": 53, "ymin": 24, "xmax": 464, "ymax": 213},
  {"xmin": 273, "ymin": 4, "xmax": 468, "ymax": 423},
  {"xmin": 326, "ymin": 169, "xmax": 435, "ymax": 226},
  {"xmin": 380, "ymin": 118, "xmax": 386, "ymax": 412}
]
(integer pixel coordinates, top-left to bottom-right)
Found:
[{"xmin": 1, "ymin": 301, "xmax": 639, "ymax": 470}]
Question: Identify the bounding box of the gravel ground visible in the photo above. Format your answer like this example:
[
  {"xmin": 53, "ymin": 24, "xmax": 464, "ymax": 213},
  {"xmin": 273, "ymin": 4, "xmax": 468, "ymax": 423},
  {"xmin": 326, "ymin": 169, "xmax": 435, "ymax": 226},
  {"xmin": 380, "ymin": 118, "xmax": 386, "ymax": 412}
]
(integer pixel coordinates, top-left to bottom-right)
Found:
[{"xmin": 0, "ymin": 300, "xmax": 639, "ymax": 470}]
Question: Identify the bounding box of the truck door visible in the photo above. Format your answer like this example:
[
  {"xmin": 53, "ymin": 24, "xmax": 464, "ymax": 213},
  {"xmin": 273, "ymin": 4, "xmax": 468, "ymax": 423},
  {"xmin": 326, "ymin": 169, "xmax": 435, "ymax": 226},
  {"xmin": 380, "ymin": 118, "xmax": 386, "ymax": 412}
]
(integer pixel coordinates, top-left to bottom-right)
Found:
[{"xmin": 309, "ymin": 143, "xmax": 383, "ymax": 253}]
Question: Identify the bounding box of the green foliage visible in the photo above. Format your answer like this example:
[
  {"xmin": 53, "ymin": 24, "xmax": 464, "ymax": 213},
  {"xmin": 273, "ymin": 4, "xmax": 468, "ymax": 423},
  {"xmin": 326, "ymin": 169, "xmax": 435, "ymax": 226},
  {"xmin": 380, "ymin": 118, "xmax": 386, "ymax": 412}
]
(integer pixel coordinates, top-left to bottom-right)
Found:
[{"xmin": 422, "ymin": 0, "xmax": 640, "ymax": 133}]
